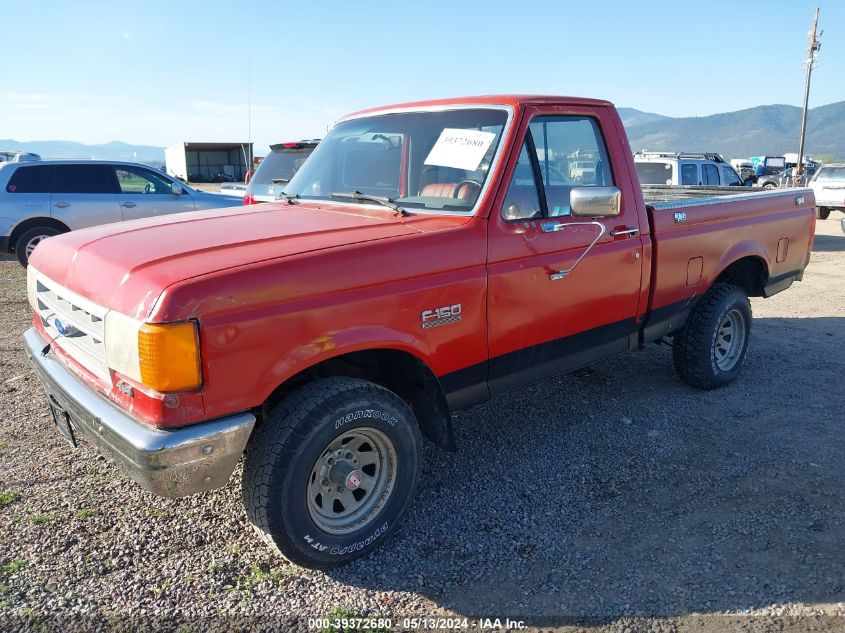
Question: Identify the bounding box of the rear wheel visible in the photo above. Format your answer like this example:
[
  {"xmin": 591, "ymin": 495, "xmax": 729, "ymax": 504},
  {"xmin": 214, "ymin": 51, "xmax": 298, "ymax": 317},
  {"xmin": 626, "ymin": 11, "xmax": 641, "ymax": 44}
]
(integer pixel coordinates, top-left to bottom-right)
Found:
[
  {"xmin": 242, "ymin": 377, "xmax": 421, "ymax": 569},
  {"xmin": 673, "ymin": 283, "xmax": 752, "ymax": 389},
  {"xmin": 817, "ymin": 207, "xmax": 831, "ymax": 220},
  {"xmin": 762, "ymin": 182, "xmax": 777, "ymax": 190},
  {"xmin": 15, "ymin": 226, "xmax": 61, "ymax": 267}
]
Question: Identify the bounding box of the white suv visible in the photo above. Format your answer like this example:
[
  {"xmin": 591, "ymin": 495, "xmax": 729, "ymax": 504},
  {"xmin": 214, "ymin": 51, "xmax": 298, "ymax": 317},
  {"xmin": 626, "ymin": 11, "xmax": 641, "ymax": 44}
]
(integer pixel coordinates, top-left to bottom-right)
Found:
[
  {"xmin": 1, "ymin": 160, "xmax": 242, "ymax": 266},
  {"xmin": 634, "ymin": 151, "xmax": 748, "ymax": 187}
]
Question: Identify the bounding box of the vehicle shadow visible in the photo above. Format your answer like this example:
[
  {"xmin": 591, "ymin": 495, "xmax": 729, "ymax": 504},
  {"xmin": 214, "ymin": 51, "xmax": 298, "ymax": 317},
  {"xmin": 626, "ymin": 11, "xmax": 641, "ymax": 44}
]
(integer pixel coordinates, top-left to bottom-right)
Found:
[
  {"xmin": 813, "ymin": 233, "xmax": 845, "ymax": 252},
  {"xmin": 328, "ymin": 316, "xmax": 845, "ymax": 623}
]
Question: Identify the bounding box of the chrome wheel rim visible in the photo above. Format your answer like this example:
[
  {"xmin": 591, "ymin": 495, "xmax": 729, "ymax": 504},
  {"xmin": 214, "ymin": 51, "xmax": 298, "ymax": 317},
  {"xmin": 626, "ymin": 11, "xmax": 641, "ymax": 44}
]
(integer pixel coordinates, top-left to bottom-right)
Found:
[
  {"xmin": 714, "ymin": 308, "xmax": 746, "ymax": 371},
  {"xmin": 25, "ymin": 234, "xmax": 50, "ymax": 258},
  {"xmin": 306, "ymin": 427, "xmax": 396, "ymax": 534}
]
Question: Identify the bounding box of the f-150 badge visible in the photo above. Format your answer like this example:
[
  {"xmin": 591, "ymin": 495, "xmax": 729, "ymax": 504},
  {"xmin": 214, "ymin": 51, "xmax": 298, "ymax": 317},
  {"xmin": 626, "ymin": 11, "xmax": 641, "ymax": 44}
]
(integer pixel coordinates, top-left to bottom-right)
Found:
[{"xmin": 421, "ymin": 304, "xmax": 462, "ymax": 329}]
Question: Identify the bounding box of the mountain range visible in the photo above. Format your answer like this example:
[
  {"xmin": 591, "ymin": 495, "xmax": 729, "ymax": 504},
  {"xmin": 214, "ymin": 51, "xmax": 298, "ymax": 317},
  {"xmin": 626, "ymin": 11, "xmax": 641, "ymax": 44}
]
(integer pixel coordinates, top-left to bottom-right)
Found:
[
  {"xmin": 619, "ymin": 102, "xmax": 845, "ymax": 161},
  {"xmin": 3, "ymin": 100, "xmax": 844, "ymax": 163},
  {"xmin": 0, "ymin": 139, "xmax": 165, "ymax": 164}
]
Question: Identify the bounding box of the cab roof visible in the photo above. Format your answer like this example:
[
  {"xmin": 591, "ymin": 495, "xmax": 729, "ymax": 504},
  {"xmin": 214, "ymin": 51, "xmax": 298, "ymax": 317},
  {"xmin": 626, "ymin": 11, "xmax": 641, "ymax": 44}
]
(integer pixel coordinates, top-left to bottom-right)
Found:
[{"xmin": 345, "ymin": 94, "xmax": 614, "ymax": 119}]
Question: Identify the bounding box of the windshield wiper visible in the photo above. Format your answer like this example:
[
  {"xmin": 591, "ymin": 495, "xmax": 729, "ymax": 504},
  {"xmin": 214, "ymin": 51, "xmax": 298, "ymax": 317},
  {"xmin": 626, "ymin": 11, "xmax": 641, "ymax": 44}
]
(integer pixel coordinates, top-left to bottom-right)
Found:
[
  {"xmin": 276, "ymin": 191, "xmax": 299, "ymax": 204},
  {"xmin": 330, "ymin": 190, "xmax": 410, "ymax": 216},
  {"xmin": 271, "ymin": 178, "xmax": 290, "ymax": 184}
]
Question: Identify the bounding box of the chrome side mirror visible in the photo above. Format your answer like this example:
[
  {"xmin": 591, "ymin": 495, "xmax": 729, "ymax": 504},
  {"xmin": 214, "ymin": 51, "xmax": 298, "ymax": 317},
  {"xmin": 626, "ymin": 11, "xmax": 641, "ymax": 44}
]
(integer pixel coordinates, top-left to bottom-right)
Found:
[
  {"xmin": 171, "ymin": 182, "xmax": 184, "ymax": 195},
  {"xmin": 570, "ymin": 186, "xmax": 621, "ymax": 218}
]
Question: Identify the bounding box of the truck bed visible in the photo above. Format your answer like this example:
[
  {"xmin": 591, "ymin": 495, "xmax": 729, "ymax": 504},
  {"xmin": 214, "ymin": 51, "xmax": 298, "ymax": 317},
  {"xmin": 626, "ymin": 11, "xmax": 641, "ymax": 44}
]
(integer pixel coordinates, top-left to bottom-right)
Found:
[
  {"xmin": 641, "ymin": 186, "xmax": 815, "ymax": 342},
  {"xmin": 641, "ymin": 184, "xmax": 804, "ymax": 204}
]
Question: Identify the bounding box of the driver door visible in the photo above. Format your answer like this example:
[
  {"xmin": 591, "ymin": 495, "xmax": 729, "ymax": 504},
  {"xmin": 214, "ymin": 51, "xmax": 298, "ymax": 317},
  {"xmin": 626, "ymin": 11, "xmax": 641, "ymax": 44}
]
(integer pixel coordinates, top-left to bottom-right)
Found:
[
  {"xmin": 112, "ymin": 164, "xmax": 196, "ymax": 221},
  {"xmin": 486, "ymin": 106, "xmax": 645, "ymax": 394}
]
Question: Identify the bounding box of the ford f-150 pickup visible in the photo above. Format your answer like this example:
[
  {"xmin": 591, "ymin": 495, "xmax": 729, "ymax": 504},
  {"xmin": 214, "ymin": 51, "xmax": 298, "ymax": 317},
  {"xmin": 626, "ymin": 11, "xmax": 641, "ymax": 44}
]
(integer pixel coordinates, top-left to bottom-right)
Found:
[{"xmin": 23, "ymin": 95, "xmax": 815, "ymax": 569}]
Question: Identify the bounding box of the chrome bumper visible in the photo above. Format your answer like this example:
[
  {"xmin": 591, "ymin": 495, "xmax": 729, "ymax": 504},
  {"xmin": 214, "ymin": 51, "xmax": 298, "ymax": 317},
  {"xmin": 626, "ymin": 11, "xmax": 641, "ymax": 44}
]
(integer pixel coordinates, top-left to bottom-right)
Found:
[{"xmin": 23, "ymin": 327, "xmax": 255, "ymax": 498}]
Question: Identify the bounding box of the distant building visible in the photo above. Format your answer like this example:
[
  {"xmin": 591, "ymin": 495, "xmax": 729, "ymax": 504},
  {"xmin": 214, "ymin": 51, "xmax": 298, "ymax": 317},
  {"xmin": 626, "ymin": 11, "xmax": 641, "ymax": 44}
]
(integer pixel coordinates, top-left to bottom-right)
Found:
[{"xmin": 165, "ymin": 142, "xmax": 254, "ymax": 183}]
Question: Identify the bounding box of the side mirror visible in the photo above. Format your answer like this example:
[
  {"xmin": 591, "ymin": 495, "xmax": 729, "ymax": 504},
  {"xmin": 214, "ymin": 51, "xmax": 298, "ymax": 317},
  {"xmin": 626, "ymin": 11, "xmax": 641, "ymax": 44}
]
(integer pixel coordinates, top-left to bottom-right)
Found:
[
  {"xmin": 171, "ymin": 182, "xmax": 184, "ymax": 195},
  {"xmin": 570, "ymin": 186, "xmax": 621, "ymax": 218}
]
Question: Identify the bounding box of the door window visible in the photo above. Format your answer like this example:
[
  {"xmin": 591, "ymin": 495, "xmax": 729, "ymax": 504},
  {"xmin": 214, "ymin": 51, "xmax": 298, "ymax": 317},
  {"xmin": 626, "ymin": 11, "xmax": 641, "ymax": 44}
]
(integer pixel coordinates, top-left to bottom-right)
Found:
[
  {"xmin": 502, "ymin": 116, "xmax": 614, "ymax": 221},
  {"xmin": 501, "ymin": 143, "xmax": 542, "ymax": 221},
  {"xmin": 702, "ymin": 163, "xmax": 720, "ymax": 185},
  {"xmin": 53, "ymin": 165, "xmax": 118, "ymax": 194},
  {"xmin": 680, "ymin": 163, "xmax": 698, "ymax": 185},
  {"xmin": 114, "ymin": 166, "xmax": 174, "ymax": 194},
  {"xmin": 721, "ymin": 166, "xmax": 742, "ymax": 185}
]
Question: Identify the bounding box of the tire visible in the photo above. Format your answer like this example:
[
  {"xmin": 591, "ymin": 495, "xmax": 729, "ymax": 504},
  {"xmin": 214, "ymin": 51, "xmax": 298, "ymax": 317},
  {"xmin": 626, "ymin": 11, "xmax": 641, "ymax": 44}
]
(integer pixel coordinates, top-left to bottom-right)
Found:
[
  {"xmin": 817, "ymin": 207, "xmax": 831, "ymax": 220},
  {"xmin": 762, "ymin": 182, "xmax": 777, "ymax": 190},
  {"xmin": 242, "ymin": 377, "xmax": 421, "ymax": 569},
  {"xmin": 15, "ymin": 226, "xmax": 61, "ymax": 267},
  {"xmin": 672, "ymin": 283, "xmax": 752, "ymax": 390}
]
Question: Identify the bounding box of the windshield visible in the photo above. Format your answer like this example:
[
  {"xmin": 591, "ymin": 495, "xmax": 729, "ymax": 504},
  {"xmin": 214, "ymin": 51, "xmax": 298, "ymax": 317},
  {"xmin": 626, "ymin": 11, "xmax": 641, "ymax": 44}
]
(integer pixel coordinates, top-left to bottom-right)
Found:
[
  {"xmin": 283, "ymin": 108, "xmax": 508, "ymax": 213},
  {"xmin": 248, "ymin": 145, "xmax": 315, "ymax": 197},
  {"xmin": 815, "ymin": 166, "xmax": 845, "ymax": 182},
  {"xmin": 635, "ymin": 161, "xmax": 673, "ymax": 185}
]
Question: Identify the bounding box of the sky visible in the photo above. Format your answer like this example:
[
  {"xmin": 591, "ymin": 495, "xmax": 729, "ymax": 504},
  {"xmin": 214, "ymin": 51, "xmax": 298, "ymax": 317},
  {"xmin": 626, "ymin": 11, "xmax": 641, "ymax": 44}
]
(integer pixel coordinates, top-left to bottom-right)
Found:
[{"xmin": 2, "ymin": 0, "xmax": 842, "ymax": 154}]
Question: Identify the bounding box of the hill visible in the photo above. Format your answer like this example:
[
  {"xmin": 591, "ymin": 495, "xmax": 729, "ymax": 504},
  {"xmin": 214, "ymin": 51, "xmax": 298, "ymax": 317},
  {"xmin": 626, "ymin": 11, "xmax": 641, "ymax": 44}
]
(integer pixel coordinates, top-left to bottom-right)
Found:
[
  {"xmin": 620, "ymin": 102, "xmax": 845, "ymax": 160},
  {"xmin": 0, "ymin": 139, "xmax": 164, "ymax": 164}
]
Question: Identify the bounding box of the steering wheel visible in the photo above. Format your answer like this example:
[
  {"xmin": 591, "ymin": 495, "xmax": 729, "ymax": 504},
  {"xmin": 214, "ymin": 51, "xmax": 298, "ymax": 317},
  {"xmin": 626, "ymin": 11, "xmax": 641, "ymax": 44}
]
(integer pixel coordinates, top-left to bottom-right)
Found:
[
  {"xmin": 144, "ymin": 183, "xmax": 152, "ymax": 194},
  {"xmin": 453, "ymin": 179, "xmax": 483, "ymax": 198}
]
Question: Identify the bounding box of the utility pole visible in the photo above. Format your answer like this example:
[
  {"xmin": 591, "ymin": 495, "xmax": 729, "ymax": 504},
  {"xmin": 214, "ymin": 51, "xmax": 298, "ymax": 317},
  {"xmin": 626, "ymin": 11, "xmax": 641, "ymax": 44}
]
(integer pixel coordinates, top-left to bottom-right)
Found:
[
  {"xmin": 795, "ymin": 7, "xmax": 821, "ymax": 186},
  {"xmin": 248, "ymin": 56, "xmax": 253, "ymax": 181}
]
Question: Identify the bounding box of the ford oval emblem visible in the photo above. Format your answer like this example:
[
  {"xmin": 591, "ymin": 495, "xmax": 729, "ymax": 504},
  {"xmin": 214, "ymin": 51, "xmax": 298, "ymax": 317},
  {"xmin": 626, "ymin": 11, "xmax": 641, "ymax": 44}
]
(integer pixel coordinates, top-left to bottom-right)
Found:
[{"xmin": 54, "ymin": 319, "xmax": 68, "ymax": 336}]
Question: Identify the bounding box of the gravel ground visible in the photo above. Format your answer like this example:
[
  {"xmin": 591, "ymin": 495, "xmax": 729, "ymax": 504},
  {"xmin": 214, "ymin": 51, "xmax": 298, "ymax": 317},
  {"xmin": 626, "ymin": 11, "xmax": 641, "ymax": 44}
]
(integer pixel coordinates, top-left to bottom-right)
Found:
[{"xmin": 1, "ymin": 217, "xmax": 844, "ymax": 633}]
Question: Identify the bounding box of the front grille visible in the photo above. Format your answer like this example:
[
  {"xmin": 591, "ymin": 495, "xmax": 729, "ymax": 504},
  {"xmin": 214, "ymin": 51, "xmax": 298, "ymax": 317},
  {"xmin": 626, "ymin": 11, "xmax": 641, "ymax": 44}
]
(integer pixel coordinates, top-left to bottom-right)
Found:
[{"xmin": 33, "ymin": 274, "xmax": 110, "ymax": 382}]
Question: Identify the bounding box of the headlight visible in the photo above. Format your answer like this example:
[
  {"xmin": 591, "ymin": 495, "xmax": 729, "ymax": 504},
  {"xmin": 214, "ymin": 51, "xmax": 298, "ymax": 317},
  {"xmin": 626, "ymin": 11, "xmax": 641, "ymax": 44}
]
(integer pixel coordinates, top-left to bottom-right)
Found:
[
  {"xmin": 26, "ymin": 265, "xmax": 39, "ymax": 310},
  {"xmin": 105, "ymin": 312, "xmax": 202, "ymax": 392}
]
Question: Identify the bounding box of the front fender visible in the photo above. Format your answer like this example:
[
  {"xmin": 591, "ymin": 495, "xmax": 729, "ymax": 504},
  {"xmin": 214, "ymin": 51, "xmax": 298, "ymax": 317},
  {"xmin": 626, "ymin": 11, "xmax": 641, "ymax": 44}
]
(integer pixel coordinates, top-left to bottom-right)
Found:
[{"xmin": 256, "ymin": 325, "xmax": 435, "ymax": 404}]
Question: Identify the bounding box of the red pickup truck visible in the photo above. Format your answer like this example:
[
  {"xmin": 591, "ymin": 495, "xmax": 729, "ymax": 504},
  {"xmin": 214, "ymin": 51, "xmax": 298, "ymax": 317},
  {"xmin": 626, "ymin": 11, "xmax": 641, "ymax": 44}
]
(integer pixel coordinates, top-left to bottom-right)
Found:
[{"xmin": 24, "ymin": 95, "xmax": 815, "ymax": 569}]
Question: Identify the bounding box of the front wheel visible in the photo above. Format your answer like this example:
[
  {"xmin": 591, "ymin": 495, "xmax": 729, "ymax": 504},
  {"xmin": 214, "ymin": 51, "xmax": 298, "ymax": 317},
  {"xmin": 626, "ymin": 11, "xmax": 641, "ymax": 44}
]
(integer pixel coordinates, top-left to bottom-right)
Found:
[
  {"xmin": 15, "ymin": 226, "xmax": 61, "ymax": 267},
  {"xmin": 672, "ymin": 283, "xmax": 752, "ymax": 389},
  {"xmin": 817, "ymin": 207, "xmax": 831, "ymax": 220},
  {"xmin": 242, "ymin": 377, "xmax": 421, "ymax": 569}
]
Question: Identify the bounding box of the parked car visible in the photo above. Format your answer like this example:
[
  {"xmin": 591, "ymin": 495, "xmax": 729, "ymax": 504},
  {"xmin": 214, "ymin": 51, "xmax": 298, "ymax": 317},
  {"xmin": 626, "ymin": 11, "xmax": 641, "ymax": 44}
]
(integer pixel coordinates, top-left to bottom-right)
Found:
[
  {"xmin": 756, "ymin": 164, "xmax": 820, "ymax": 190},
  {"xmin": 749, "ymin": 155, "xmax": 787, "ymax": 182},
  {"xmin": 0, "ymin": 160, "xmax": 242, "ymax": 266},
  {"xmin": 634, "ymin": 151, "xmax": 749, "ymax": 187},
  {"xmin": 0, "ymin": 151, "xmax": 41, "ymax": 163},
  {"xmin": 24, "ymin": 95, "xmax": 815, "ymax": 569},
  {"xmin": 243, "ymin": 140, "xmax": 319, "ymax": 204},
  {"xmin": 809, "ymin": 163, "xmax": 845, "ymax": 219}
]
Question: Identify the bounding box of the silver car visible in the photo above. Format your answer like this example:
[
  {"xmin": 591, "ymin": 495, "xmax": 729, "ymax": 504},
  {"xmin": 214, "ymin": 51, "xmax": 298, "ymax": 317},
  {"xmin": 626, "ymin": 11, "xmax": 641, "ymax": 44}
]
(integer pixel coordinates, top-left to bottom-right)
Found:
[
  {"xmin": 809, "ymin": 163, "xmax": 845, "ymax": 220},
  {"xmin": 1, "ymin": 160, "xmax": 242, "ymax": 266}
]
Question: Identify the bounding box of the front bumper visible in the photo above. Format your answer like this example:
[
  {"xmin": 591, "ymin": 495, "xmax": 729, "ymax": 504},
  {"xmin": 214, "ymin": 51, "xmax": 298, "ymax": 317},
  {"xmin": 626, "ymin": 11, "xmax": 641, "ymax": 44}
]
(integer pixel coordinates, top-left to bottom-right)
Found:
[{"xmin": 23, "ymin": 327, "xmax": 255, "ymax": 498}]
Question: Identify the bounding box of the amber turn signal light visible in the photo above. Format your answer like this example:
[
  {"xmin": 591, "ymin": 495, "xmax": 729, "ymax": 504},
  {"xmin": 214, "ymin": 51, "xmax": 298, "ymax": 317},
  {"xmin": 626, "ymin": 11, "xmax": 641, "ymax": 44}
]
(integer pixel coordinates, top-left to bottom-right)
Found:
[{"xmin": 137, "ymin": 321, "xmax": 202, "ymax": 392}]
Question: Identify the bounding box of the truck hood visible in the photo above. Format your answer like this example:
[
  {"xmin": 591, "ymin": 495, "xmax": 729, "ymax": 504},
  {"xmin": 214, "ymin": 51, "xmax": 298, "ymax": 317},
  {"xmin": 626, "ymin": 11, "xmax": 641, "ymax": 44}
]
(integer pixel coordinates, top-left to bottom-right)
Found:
[{"xmin": 30, "ymin": 202, "xmax": 422, "ymax": 319}]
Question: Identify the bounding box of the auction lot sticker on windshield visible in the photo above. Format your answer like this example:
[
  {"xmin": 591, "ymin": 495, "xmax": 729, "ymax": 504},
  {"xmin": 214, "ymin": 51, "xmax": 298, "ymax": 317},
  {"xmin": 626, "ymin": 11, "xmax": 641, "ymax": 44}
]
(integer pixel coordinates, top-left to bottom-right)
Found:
[{"xmin": 424, "ymin": 128, "xmax": 496, "ymax": 171}]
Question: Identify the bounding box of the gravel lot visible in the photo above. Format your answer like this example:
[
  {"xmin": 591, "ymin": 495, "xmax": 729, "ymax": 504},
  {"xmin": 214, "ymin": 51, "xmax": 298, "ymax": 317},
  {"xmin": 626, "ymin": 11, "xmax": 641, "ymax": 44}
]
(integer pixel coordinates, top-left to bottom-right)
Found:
[{"xmin": 1, "ymin": 217, "xmax": 844, "ymax": 632}]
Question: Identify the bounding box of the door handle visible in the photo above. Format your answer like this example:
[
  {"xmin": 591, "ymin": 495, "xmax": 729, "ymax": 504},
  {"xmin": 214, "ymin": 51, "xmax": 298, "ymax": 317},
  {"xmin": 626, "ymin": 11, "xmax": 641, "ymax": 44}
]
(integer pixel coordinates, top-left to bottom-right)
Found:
[
  {"xmin": 121, "ymin": 201, "xmax": 137, "ymax": 208},
  {"xmin": 610, "ymin": 227, "xmax": 640, "ymax": 237},
  {"xmin": 54, "ymin": 201, "xmax": 70, "ymax": 209}
]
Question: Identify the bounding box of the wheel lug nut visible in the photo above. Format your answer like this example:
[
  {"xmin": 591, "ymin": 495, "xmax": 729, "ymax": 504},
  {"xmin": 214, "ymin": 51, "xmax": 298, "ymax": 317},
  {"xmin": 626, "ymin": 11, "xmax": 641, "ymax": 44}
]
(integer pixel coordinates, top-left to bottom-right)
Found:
[
  {"xmin": 321, "ymin": 478, "xmax": 329, "ymax": 487},
  {"xmin": 346, "ymin": 452, "xmax": 353, "ymax": 459}
]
